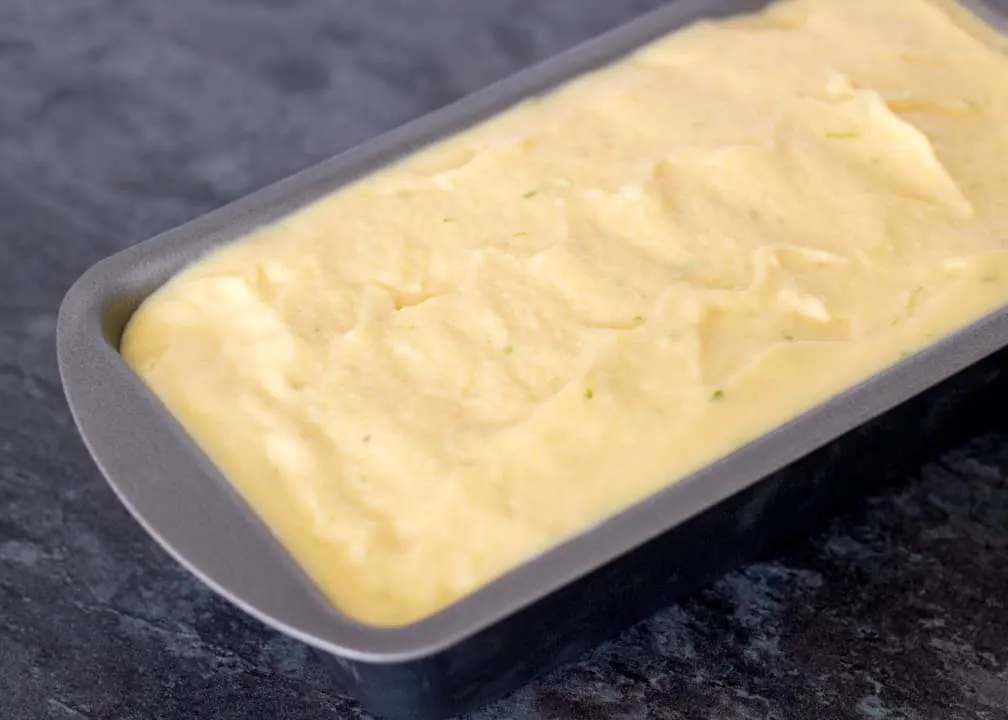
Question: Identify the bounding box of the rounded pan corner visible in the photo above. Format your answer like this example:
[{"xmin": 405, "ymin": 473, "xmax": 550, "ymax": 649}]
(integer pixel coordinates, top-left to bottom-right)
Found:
[
  {"xmin": 56, "ymin": 253, "xmax": 118, "ymax": 349},
  {"xmin": 55, "ymin": 264, "xmax": 423, "ymax": 662}
]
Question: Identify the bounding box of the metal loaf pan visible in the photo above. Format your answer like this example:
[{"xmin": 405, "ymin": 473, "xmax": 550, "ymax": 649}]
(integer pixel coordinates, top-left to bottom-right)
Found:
[{"xmin": 56, "ymin": 0, "xmax": 1008, "ymax": 717}]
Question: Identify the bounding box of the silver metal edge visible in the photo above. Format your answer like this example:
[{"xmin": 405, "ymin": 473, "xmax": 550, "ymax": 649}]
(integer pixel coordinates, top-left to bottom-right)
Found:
[{"xmin": 56, "ymin": 0, "xmax": 1008, "ymax": 663}]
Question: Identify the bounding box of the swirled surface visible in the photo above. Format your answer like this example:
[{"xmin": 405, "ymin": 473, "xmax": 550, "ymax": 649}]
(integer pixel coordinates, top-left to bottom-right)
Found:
[{"xmin": 122, "ymin": 0, "xmax": 1008, "ymax": 625}]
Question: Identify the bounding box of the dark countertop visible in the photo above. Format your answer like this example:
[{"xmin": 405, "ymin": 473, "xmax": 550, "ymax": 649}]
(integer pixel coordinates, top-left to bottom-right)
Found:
[{"xmin": 1, "ymin": 1, "xmax": 1006, "ymax": 718}]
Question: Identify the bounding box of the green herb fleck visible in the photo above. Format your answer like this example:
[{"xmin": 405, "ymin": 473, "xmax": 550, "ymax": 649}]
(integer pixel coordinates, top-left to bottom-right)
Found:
[
  {"xmin": 513, "ymin": 230, "xmax": 528, "ymax": 238},
  {"xmin": 522, "ymin": 189, "xmax": 538, "ymax": 199},
  {"xmin": 503, "ymin": 344, "xmax": 514, "ymax": 355},
  {"xmin": 899, "ymin": 350, "xmax": 912, "ymax": 359},
  {"xmin": 784, "ymin": 333, "xmax": 795, "ymax": 342},
  {"xmin": 825, "ymin": 131, "xmax": 859, "ymax": 139},
  {"xmin": 442, "ymin": 217, "xmax": 455, "ymax": 223},
  {"xmin": 634, "ymin": 314, "xmax": 645, "ymax": 323},
  {"xmin": 584, "ymin": 388, "xmax": 594, "ymax": 400},
  {"xmin": 711, "ymin": 389, "xmax": 725, "ymax": 401}
]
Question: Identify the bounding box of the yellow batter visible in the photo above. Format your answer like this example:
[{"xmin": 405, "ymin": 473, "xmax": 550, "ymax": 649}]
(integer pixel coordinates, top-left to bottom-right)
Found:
[{"xmin": 121, "ymin": 0, "xmax": 1008, "ymax": 626}]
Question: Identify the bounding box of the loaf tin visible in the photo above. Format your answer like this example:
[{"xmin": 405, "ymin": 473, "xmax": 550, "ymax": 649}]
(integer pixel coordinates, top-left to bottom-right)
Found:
[{"xmin": 56, "ymin": 0, "xmax": 1008, "ymax": 717}]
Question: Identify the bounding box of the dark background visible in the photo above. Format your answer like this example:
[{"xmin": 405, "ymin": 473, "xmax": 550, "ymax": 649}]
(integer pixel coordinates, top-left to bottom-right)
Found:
[{"xmin": 1, "ymin": 1, "xmax": 1006, "ymax": 718}]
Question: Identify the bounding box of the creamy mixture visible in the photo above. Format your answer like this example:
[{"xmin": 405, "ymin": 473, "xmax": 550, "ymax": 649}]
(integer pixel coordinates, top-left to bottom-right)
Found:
[{"xmin": 121, "ymin": 0, "xmax": 1008, "ymax": 626}]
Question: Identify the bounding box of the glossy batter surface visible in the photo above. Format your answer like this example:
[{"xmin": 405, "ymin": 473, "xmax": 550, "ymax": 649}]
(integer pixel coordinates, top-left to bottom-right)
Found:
[{"xmin": 121, "ymin": 0, "xmax": 1008, "ymax": 626}]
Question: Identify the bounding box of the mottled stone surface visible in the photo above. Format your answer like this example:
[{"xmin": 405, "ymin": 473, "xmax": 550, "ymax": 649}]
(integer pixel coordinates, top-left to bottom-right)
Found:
[{"xmin": 0, "ymin": 0, "xmax": 1006, "ymax": 718}]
